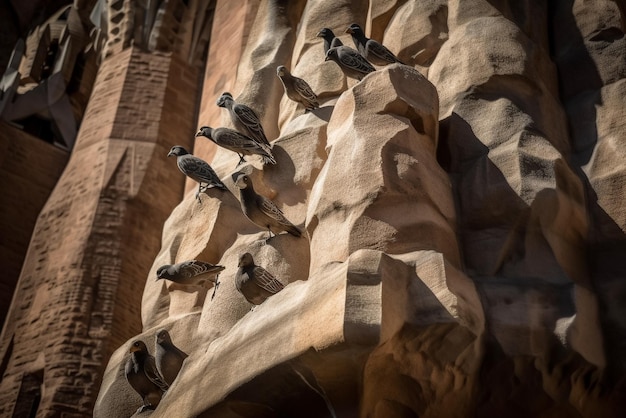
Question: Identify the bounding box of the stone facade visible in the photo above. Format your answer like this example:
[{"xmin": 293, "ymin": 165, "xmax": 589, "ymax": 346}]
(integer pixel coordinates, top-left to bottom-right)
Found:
[{"xmin": 1, "ymin": 0, "xmax": 626, "ymax": 417}]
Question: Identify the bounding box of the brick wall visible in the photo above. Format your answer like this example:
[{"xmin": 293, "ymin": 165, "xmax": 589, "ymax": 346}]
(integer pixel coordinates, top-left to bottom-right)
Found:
[{"xmin": 0, "ymin": 47, "xmax": 200, "ymax": 416}]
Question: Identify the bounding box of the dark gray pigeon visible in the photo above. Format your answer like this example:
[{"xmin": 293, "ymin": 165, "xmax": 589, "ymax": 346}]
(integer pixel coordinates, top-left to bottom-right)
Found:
[
  {"xmin": 234, "ymin": 173, "xmax": 302, "ymax": 239},
  {"xmin": 216, "ymin": 92, "xmax": 271, "ymax": 148},
  {"xmin": 125, "ymin": 340, "xmax": 169, "ymax": 413},
  {"xmin": 277, "ymin": 66, "xmax": 319, "ymax": 111},
  {"xmin": 155, "ymin": 329, "xmax": 188, "ymax": 386},
  {"xmin": 167, "ymin": 145, "xmax": 227, "ymax": 201},
  {"xmin": 346, "ymin": 23, "xmax": 405, "ymax": 65},
  {"xmin": 235, "ymin": 253, "xmax": 285, "ymax": 305},
  {"xmin": 325, "ymin": 46, "xmax": 376, "ymax": 81},
  {"xmin": 196, "ymin": 126, "xmax": 276, "ymax": 166},
  {"xmin": 316, "ymin": 28, "xmax": 344, "ymax": 53}
]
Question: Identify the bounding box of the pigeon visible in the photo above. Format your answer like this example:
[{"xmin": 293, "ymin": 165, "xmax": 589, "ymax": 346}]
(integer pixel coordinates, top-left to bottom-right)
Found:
[
  {"xmin": 167, "ymin": 145, "xmax": 227, "ymax": 201},
  {"xmin": 216, "ymin": 92, "xmax": 271, "ymax": 148},
  {"xmin": 235, "ymin": 252, "xmax": 285, "ymax": 305},
  {"xmin": 345, "ymin": 23, "xmax": 405, "ymax": 65},
  {"xmin": 234, "ymin": 173, "xmax": 302, "ymax": 239},
  {"xmin": 276, "ymin": 66, "xmax": 319, "ymax": 111},
  {"xmin": 196, "ymin": 126, "xmax": 276, "ymax": 166},
  {"xmin": 155, "ymin": 329, "xmax": 188, "ymax": 386},
  {"xmin": 324, "ymin": 46, "xmax": 376, "ymax": 81},
  {"xmin": 316, "ymin": 28, "xmax": 344, "ymax": 53},
  {"xmin": 125, "ymin": 340, "xmax": 169, "ymax": 413},
  {"xmin": 156, "ymin": 260, "xmax": 225, "ymax": 298}
]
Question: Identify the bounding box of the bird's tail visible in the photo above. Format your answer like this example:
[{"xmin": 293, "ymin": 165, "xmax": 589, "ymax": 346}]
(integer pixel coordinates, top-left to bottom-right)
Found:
[
  {"xmin": 261, "ymin": 154, "xmax": 277, "ymax": 165},
  {"xmin": 287, "ymin": 225, "xmax": 302, "ymax": 237}
]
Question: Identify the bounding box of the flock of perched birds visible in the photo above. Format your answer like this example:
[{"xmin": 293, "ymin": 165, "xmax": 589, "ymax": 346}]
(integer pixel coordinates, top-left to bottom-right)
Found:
[{"xmin": 125, "ymin": 23, "xmax": 404, "ymax": 413}]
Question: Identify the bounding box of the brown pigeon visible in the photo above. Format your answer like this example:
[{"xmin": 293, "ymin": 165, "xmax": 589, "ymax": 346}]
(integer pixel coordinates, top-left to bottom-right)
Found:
[
  {"xmin": 235, "ymin": 253, "xmax": 285, "ymax": 305},
  {"xmin": 234, "ymin": 173, "xmax": 302, "ymax": 239},
  {"xmin": 154, "ymin": 329, "xmax": 188, "ymax": 386},
  {"xmin": 276, "ymin": 66, "xmax": 319, "ymax": 111},
  {"xmin": 125, "ymin": 340, "xmax": 169, "ymax": 413}
]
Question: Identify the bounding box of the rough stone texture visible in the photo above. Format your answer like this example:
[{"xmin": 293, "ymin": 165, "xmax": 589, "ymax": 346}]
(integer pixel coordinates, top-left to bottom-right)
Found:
[
  {"xmin": 0, "ymin": 123, "xmax": 69, "ymax": 329},
  {"xmin": 2, "ymin": 0, "xmax": 626, "ymax": 417},
  {"xmin": 0, "ymin": 46, "xmax": 200, "ymax": 416}
]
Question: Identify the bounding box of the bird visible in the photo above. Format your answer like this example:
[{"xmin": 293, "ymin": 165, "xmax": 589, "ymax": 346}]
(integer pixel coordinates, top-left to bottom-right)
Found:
[
  {"xmin": 216, "ymin": 92, "xmax": 271, "ymax": 148},
  {"xmin": 196, "ymin": 126, "xmax": 276, "ymax": 166},
  {"xmin": 234, "ymin": 173, "xmax": 302, "ymax": 239},
  {"xmin": 345, "ymin": 23, "xmax": 405, "ymax": 65},
  {"xmin": 235, "ymin": 252, "xmax": 285, "ymax": 305},
  {"xmin": 156, "ymin": 260, "xmax": 225, "ymax": 299},
  {"xmin": 316, "ymin": 27, "xmax": 344, "ymax": 54},
  {"xmin": 324, "ymin": 46, "xmax": 376, "ymax": 81},
  {"xmin": 167, "ymin": 145, "xmax": 227, "ymax": 201},
  {"xmin": 154, "ymin": 329, "xmax": 188, "ymax": 386},
  {"xmin": 125, "ymin": 340, "xmax": 169, "ymax": 413},
  {"xmin": 276, "ymin": 65, "xmax": 319, "ymax": 111}
]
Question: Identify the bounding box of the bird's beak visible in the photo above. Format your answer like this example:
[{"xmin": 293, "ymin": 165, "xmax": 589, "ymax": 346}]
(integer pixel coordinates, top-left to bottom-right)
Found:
[
  {"xmin": 345, "ymin": 28, "xmax": 353, "ymax": 34},
  {"xmin": 315, "ymin": 30, "xmax": 323, "ymax": 37},
  {"xmin": 129, "ymin": 346, "xmax": 140, "ymax": 353},
  {"xmin": 324, "ymin": 54, "xmax": 330, "ymax": 62},
  {"xmin": 195, "ymin": 130, "xmax": 202, "ymax": 137},
  {"xmin": 167, "ymin": 151, "xmax": 174, "ymax": 157},
  {"xmin": 155, "ymin": 276, "xmax": 163, "ymax": 281}
]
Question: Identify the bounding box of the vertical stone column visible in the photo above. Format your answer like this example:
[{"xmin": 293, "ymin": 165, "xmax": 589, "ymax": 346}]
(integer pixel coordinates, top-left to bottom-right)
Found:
[{"xmin": 0, "ymin": 46, "xmax": 199, "ymax": 416}]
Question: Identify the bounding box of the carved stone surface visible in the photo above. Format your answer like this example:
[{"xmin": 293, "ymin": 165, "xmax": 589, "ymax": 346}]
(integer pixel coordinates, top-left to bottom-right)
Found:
[
  {"xmin": 0, "ymin": 46, "xmax": 200, "ymax": 416},
  {"xmin": 2, "ymin": 0, "xmax": 626, "ymax": 417}
]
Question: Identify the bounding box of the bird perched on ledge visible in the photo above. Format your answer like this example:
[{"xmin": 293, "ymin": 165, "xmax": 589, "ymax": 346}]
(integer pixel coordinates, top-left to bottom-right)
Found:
[
  {"xmin": 196, "ymin": 126, "xmax": 276, "ymax": 166},
  {"xmin": 156, "ymin": 260, "xmax": 225, "ymax": 299},
  {"xmin": 345, "ymin": 23, "xmax": 405, "ymax": 65},
  {"xmin": 235, "ymin": 252, "xmax": 285, "ymax": 305},
  {"xmin": 324, "ymin": 45, "xmax": 376, "ymax": 81},
  {"xmin": 234, "ymin": 173, "xmax": 302, "ymax": 239},
  {"xmin": 276, "ymin": 65, "xmax": 319, "ymax": 111},
  {"xmin": 316, "ymin": 27, "xmax": 344, "ymax": 53},
  {"xmin": 155, "ymin": 329, "xmax": 188, "ymax": 386},
  {"xmin": 167, "ymin": 145, "xmax": 227, "ymax": 201},
  {"xmin": 125, "ymin": 340, "xmax": 169, "ymax": 413},
  {"xmin": 216, "ymin": 92, "xmax": 271, "ymax": 148}
]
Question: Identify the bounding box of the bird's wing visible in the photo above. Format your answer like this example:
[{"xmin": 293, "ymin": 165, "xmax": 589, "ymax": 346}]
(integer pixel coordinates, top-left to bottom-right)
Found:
[
  {"xmin": 219, "ymin": 130, "xmax": 274, "ymax": 161},
  {"xmin": 330, "ymin": 37, "xmax": 343, "ymax": 48},
  {"xmin": 252, "ymin": 266, "xmax": 284, "ymax": 294},
  {"xmin": 293, "ymin": 77, "xmax": 318, "ymax": 104},
  {"xmin": 233, "ymin": 104, "xmax": 269, "ymax": 145},
  {"xmin": 178, "ymin": 156, "xmax": 224, "ymax": 186},
  {"xmin": 259, "ymin": 196, "xmax": 295, "ymax": 227},
  {"xmin": 178, "ymin": 260, "xmax": 224, "ymax": 279},
  {"xmin": 144, "ymin": 355, "xmax": 169, "ymax": 391},
  {"xmin": 366, "ymin": 39, "xmax": 401, "ymax": 63},
  {"xmin": 338, "ymin": 47, "xmax": 375, "ymax": 73}
]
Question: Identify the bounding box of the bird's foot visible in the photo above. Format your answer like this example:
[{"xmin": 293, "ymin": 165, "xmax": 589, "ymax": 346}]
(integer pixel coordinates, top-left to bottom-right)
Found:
[
  {"xmin": 137, "ymin": 404, "xmax": 156, "ymax": 414},
  {"xmin": 195, "ymin": 191, "xmax": 202, "ymax": 203},
  {"xmin": 211, "ymin": 278, "xmax": 220, "ymax": 300}
]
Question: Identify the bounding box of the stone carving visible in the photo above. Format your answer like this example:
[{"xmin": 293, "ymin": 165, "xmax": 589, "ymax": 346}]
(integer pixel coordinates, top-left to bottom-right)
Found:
[
  {"xmin": 1, "ymin": 0, "xmax": 625, "ymax": 417},
  {"xmin": 0, "ymin": 5, "xmax": 99, "ymax": 150},
  {"xmin": 95, "ymin": 1, "xmax": 625, "ymax": 417},
  {"xmin": 94, "ymin": 0, "xmax": 215, "ymax": 65}
]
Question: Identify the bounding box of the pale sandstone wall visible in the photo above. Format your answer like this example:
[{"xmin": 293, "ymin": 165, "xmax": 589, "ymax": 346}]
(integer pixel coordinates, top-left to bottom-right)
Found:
[
  {"xmin": 95, "ymin": 0, "xmax": 625, "ymax": 417},
  {"xmin": 1, "ymin": 0, "xmax": 625, "ymax": 417}
]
